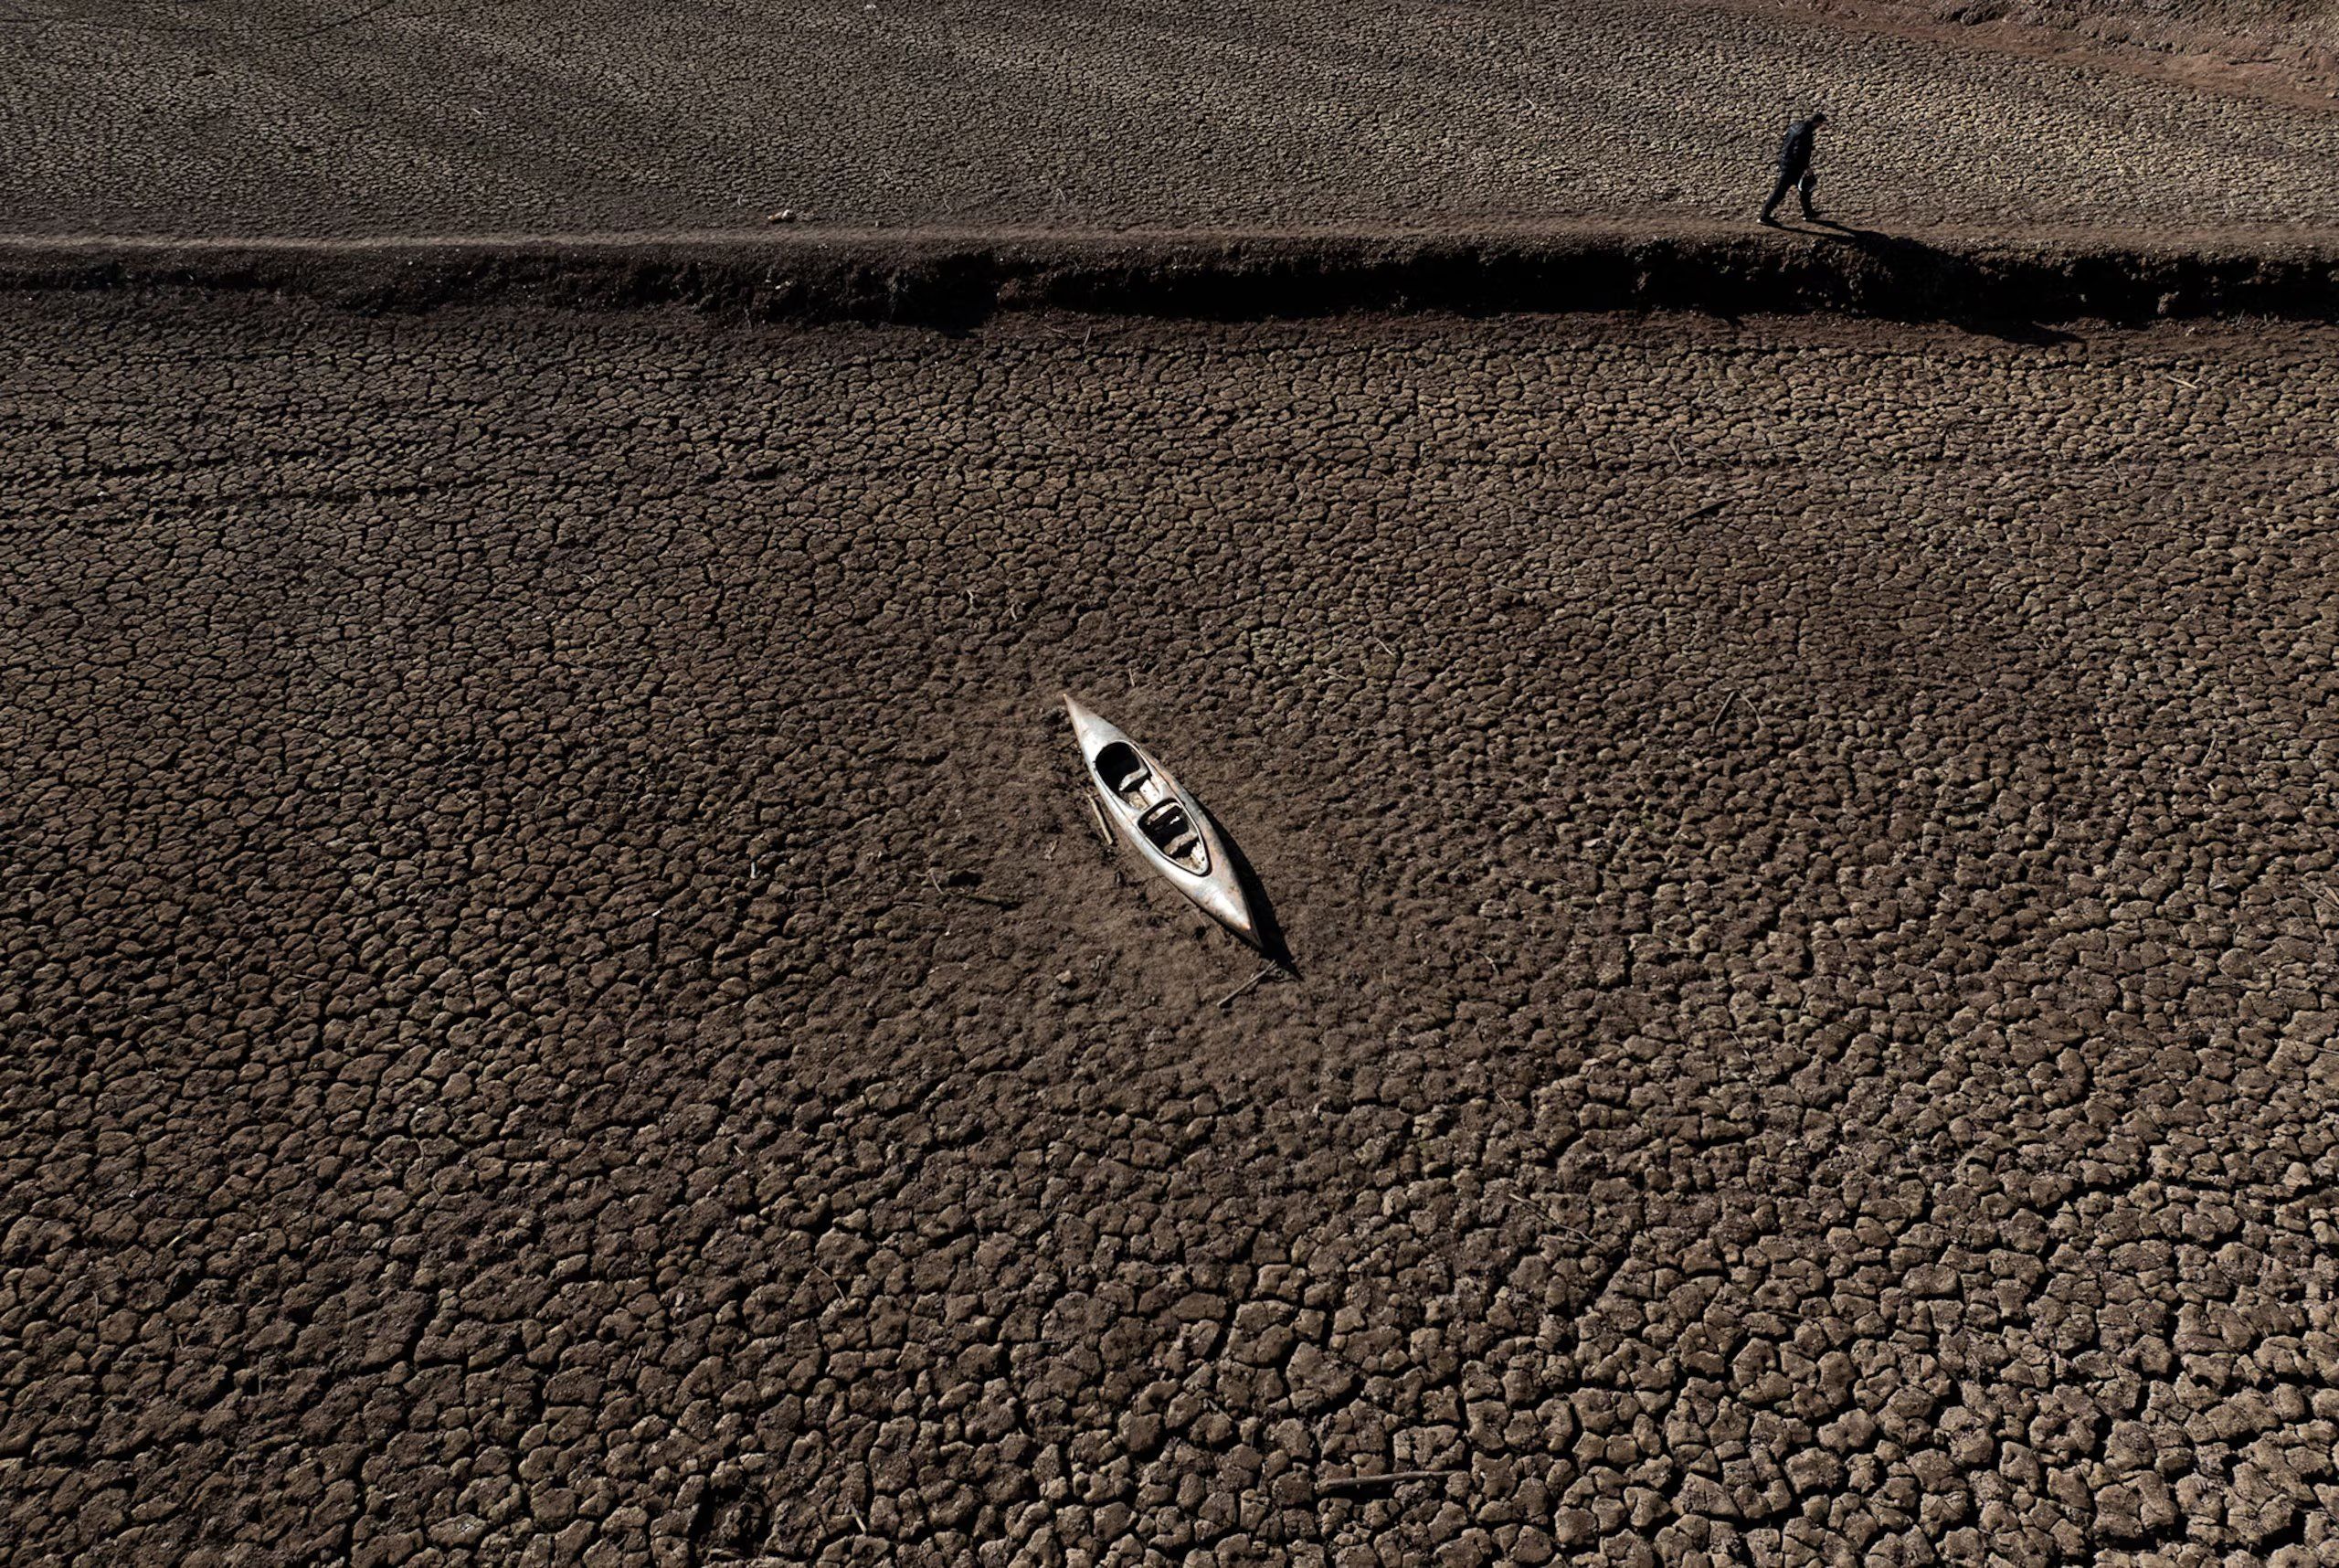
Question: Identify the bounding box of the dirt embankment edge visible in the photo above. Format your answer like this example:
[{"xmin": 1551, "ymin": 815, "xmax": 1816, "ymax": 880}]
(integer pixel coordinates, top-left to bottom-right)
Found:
[{"xmin": 5, "ymin": 228, "xmax": 2336, "ymax": 326}]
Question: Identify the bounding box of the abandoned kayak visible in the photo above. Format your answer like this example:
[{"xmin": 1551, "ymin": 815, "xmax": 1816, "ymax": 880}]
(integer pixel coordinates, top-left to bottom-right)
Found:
[{"xmin": 1062, "ymin": 693, "xmax": 1261, "ymax": 948}]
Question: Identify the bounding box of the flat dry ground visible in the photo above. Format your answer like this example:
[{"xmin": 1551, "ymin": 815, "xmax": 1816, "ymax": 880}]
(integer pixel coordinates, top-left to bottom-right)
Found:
[
  {"xmin": 7, "ymin": 0, "xmax": 2339, "ymax": 238},
  {"xmin": 5, "ymin": 297, "xmax": 2336, "ymax": 1566}
]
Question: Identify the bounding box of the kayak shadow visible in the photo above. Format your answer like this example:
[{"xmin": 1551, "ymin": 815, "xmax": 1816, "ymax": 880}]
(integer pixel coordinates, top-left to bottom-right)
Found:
[{"xmin": 1206, "ymin": 808, "xmax": 1297, "ymax": 974}]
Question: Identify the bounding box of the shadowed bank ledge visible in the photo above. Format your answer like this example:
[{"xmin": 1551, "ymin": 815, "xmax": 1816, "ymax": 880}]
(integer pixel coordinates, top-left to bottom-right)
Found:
[{"xmin": 1, "ymin": 226, "xmax": 2335, "ymax": 327}]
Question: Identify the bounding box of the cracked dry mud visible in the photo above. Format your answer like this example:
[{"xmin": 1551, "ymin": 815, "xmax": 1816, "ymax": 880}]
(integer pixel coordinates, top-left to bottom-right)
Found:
[
  {"xmin": 5, "ymin": 299, "xmax": 2339, "ymax": 1568},
  {"xmin": 10, "ymin": 0, "xmax": 2339, "ymax": 238}
]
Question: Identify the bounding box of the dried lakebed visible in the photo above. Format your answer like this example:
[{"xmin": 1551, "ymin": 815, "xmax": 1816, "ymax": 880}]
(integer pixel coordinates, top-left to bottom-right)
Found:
[
  {"xmin": 14, "ymin": 0, "xmax": 2339, "ymax": 238},
  {"xmin": 4, "ymin": 300, "xmax": 2337, "ymax": 1566}
]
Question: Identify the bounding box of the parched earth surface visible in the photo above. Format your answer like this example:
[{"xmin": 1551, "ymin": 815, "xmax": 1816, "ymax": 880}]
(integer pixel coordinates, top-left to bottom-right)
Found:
[
  {"xmin": 6, "ymin": 0, "xmax": 2339, "ymax": 238},
  {"xmin": 4, "ymin": 294, "xmax": 2338, "ymax": 1567},
  {"xmin": 1807, "ymin": 0, "xmax": 2339, "ymax": 106}
]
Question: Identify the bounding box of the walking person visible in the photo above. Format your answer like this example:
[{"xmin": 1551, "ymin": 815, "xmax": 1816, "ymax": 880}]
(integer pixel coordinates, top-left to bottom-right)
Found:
[{"xmin": 1759, "ymin": 110, "xmax": 1828, "ymax": 226}]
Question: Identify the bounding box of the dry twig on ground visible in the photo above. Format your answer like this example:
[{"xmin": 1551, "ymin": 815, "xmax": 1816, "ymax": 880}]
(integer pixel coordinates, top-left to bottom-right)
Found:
[{"xmin": 1214, "ymin": 965, "xmax": 1277, "ymax": 1009}]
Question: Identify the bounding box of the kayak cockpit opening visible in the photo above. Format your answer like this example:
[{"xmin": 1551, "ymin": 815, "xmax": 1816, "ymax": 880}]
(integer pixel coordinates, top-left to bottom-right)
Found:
[
  {"xmin": 1138, "ymin": 800, "xmax": 1208, "ymax": 874},
  {"xmin": 1095, "ymin": 741, "xmax": 1152, "ymax": 805}
]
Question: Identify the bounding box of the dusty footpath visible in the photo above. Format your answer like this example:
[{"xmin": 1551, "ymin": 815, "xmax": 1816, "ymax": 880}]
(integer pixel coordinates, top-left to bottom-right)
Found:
[{"xmin": 3, "ymin": 284, "xmax": 2336, "ymax": 1566}]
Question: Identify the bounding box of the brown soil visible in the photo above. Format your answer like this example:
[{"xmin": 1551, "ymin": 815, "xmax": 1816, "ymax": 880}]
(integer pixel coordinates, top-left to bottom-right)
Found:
[
  {"xmin": 1771, "ymin": 0, "xmax": 2339, "ymax": 109},
  {"xmin": 6, "ymin": 0, "xmax": 2338, "ymax": 239},
  {"xmin": 5, "ymin": 294, "xmax": 2336, "ymax": 1566},
  {"xmin": 5, "ymin": 224, "xmax": 2338, "ymax": 331}
]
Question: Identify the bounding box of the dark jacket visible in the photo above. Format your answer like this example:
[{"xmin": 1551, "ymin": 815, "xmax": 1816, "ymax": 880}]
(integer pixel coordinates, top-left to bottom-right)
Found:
[{"xmin": 1777, "ymin": 118, "xmax": 1823, "ymax": 176}]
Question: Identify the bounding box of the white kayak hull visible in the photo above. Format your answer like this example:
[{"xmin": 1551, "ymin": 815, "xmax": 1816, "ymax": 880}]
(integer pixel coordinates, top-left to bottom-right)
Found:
[{"xmin": 1063, "ymin": 693, "xmax": 1261, "ymax": 948}]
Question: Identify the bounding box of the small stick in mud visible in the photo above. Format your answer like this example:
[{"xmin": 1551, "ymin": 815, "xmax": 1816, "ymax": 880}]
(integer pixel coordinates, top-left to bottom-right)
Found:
[
  {"xmin": 1498, "ymin": 1181, "xmax": 1597, "ymax": 1245},
  {"xmin": 1214, "ymin": 965, "xmax": 1277, "ymax": 1010},
  {"xmin": 1713, "ymin": 687, "xmax": 1741, "ymax": 726},
  {"xmin": 1084, "ymin": 792, "xmax": 1114, "ymax": 848},
  {"xmin": 1315, "ymin": 1468, "xmax": 1465, "ymax": 1495}
]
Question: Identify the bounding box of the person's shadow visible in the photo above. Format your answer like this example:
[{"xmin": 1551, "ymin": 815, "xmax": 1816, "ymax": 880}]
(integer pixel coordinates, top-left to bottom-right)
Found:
[{"xmin": 1793, "ymin": 217, "xmax": 2080, "ymax": 345}]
